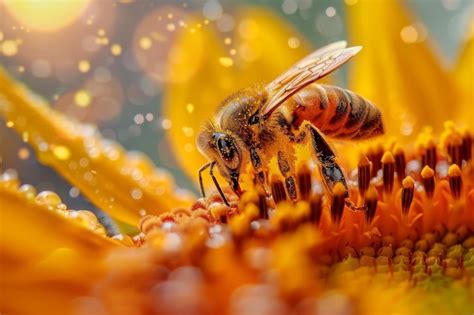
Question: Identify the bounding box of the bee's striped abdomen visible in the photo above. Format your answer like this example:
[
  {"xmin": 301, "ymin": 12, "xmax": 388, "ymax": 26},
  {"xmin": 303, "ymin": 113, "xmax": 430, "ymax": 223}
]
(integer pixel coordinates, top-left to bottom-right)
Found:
[{"xmin": 290, "ymin": 84, "xmax": 384, "ymax": 140}]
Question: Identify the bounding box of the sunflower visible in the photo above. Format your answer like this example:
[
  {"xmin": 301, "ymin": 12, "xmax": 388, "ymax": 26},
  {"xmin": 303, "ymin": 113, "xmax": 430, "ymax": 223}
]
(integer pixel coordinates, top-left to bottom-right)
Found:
[{"xmin": 0, "ymin": 1, "xmax": 473, "ymax": 315}]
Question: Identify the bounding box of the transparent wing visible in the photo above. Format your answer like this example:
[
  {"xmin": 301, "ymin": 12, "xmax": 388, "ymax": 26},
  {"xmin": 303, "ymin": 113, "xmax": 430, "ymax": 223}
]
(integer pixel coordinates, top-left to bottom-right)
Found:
[{"xmin": 262, "ymin": 41, "xmax": 362, "ymax": 118}]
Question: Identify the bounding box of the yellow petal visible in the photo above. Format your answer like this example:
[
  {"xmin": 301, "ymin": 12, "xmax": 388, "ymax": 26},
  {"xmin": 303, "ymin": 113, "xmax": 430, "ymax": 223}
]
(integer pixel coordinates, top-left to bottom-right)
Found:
[
  {"xmin": 163, "ymin": 7, "xmax": 311, "ymax": 188},
  {"xmin": 0, "ymin": 184, "xmax": 118, "ymax": 315},
  {"xmin": 0, "ymin": 68, "xmax": 193, "ymax": 226},
  {"xmin": 454, "ymin": 19, "xmax": 474, "ymax": 128},
  {"xmin": 347, "ymin": 0, "xmax": 459, "ymax": 139}
]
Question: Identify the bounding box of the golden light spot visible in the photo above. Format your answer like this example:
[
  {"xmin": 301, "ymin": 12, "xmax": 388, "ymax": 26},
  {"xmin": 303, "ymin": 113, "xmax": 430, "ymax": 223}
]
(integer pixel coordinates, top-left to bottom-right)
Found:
[
  {"xmin": 6, "ymin": 121, "xmax": 14, "ymax": 128},
  {"xmin": 161, "ymin": 119, "xmax": 172, "ymax": 130},
  {"xmin": 238, "ymin": 19, "xmax": 259, "ymax": 39},
  {"xmin": 224, "ymin": 37, "xmax": 232, "ymax": 45},
  {"xmin": 4, "ymin": 0, "xmax": 91, "ymax": 32},
  {"xmin": 74, "ymin": 90, "xmax": 91, "ymax": 107},
  {"xmin": 288, "ymin": 37, "xmax": 300, "ymax": 49},
  {"xmin": 186, "ymin": 103, "xmax": 194, "ymax": 114},
  {"xmin": 184, "ymin": 143, "xmax": 194, "ymax": 152},
  {"xmin": 400, "ymin": 25, "xmax": 418, "ymax": 43},
  {"xmin": 78, "ymin": 60, "xmax": 90, "ymax": 73},
  {"xmin": 182, "ymin": 126, "xmax": 194, "ymax": 137},
  {"xmin": 166, "ymin": 23, "xmax": 176, "ymax": 31},
  {"xmin": 139, "ymin": 36, "xmax": 152, "ymax": 50},
  {"xmin": 18, "ymin": 147, "xmax": 30, "ymax": 160},
  {"xmin": 229, "ymin": 48, "xmax": 237, "ymax": 55},
  {"xmin": 344, "ymin": 0, "xmax": 358, "ymax": 5},
  {"xmin": 98, "ymin": 28, "xmax": 106, "ymax": 36},
  {"xmin": 111, "ymin": 44, "xmax": 122, "ymax": 56},
  {"xmin": 219, "ymin": 56, "xmax": 234, "ymax": 67},
  {"xmin": 1, "ymin": 40, "xmax": 19, "ymax": 56},
  {"xmin": 18, "ymin": 65, "xmax": 25, "ymax": 73},
  {"xmin": 52, "ymin": 145, "xmax": 71, "ymax": 161}
]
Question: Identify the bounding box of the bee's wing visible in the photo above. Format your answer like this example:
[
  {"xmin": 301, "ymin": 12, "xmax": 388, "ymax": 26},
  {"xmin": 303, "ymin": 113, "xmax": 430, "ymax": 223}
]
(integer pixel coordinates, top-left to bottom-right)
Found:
[{"xmin": 261, "ymin": 41, "xmax": 362, "ymax": 118}]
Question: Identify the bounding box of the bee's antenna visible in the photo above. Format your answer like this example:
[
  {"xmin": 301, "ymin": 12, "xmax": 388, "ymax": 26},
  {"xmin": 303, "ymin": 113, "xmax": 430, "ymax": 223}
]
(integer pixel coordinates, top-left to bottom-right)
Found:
[
  {"xmin": 198, "ymin": 162, "xmax": 212, "ymax": 198},
  {"xmin": 209, "ymin": 161, "xmax": 230, "ymax": 207}
]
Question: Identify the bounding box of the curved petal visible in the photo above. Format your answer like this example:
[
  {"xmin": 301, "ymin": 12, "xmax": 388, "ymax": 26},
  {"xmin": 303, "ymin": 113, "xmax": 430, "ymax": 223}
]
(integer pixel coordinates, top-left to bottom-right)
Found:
[
  {"xmin": 163, "ymin": 7, "xmax": 312, "ymax": 188},
  {"xmin": 0, "ymin": 184, "xmax": 119, "ymax": 315},
  {"xmin": 454, "ymin": 19, "xmax": 474, "ymax": 128},
  {"xmin": 347, "ymin": 0, "xmax": 459, "ymax": 139},
  {"xmin": 0, "ymin": 68, "xmax": 193, "ymax": 226}
]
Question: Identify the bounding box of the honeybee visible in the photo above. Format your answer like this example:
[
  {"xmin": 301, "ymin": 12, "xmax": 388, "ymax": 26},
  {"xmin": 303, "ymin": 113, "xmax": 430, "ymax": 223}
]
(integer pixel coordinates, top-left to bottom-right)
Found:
[{"xmin": 197, "ymin": 41, "xmax": 384, "ymax": 206}]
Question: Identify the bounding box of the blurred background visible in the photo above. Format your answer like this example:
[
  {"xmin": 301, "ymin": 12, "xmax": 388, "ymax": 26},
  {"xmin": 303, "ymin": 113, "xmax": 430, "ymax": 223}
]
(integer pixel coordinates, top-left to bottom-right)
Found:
[{"xmin": 0, "ymin": 0, "xmax": 472, "ymax": 212}]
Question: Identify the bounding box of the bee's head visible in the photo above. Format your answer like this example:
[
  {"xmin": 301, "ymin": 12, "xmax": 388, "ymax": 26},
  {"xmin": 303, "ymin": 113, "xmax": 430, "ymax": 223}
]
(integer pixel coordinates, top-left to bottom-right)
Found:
[{"xmin": 197, "ymin": 126, "xmax": 242, "ymax": 196}]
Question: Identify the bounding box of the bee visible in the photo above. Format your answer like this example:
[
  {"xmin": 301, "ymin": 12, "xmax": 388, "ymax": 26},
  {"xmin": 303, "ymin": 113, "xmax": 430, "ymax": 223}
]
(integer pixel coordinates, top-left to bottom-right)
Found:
[{"xmin": 197, "ymin": 41, "xmax": 384, "ymax": 207}]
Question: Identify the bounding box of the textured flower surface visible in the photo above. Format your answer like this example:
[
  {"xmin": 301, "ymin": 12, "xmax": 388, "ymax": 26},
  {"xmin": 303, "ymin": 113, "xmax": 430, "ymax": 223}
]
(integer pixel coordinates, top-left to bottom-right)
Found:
[{"xmin": 0, "ymin": 1, "xmax": 473, "ymax": 315}]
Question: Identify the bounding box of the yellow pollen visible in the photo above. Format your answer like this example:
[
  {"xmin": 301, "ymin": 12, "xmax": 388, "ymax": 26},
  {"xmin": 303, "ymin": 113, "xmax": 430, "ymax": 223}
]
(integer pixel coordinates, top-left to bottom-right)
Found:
[
  {"xmin": 333, "ymin": 182, "xmax": 346, "ymax": 196},
  {"xmin": 393, "ymin": 144, "xmax": 404, "ymax": 155},
  {"xmin": 421, "ymin": 165, "xmax": 435, "ymax": 178},
  {"xmin": 381, "ymin": 151, "xmax": 395, "ymax": 164},
  {"xmin": 402, "ymin": 176, "xmax": 415, "ymax": 188},
  {"xmin": 448, "ymin": 164, "xmax": 461, "ymax": 177},
  {"xmin": 366, "ymin": 184, "xmax": 378, "ymax": 200}
]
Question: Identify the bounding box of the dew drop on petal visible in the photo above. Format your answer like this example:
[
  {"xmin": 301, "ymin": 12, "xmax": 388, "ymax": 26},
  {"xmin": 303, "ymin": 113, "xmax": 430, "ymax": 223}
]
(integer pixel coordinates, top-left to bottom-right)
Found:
[{"xmin": 35, "ymin": 191, "xmax": 62, "ymax": 208}]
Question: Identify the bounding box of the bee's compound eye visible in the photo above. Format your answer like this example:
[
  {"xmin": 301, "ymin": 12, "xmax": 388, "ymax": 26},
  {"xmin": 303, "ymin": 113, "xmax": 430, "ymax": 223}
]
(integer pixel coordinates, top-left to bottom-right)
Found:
[
  {"xmin": 213, "ymin": 133, "xmax": 240, "ymax": 170},
  {"xmin": 216, "ymin": 137, "xmax": 236, "ymax": 161}
]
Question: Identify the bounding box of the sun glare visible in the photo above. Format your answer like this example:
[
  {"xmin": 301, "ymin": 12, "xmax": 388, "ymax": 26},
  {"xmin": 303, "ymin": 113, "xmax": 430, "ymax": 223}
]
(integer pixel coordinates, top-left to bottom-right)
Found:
[{"xmin": 3, "ymin": 0, "xmax": 91, "ymax": 32}]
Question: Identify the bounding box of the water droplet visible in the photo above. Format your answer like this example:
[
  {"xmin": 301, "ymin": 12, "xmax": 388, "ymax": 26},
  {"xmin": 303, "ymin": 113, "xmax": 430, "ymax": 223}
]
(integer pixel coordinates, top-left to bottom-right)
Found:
[{"xmin": 35, "ymin": 191, "xmax": 62, "ymax": 208}]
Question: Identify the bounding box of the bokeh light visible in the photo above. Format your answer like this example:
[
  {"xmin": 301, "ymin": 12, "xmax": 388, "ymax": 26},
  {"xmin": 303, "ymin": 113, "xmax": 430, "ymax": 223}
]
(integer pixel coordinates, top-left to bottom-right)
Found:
[{"xmin": 3, "ymin": 0, "xmax": 92, "ymax": 32}]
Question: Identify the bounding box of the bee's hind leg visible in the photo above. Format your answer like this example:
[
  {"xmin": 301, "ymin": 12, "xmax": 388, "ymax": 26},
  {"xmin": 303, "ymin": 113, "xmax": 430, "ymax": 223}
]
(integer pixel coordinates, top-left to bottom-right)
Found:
[
  {"xmin": 304, "ymin": 124, "xmax": 365, "ymax": 212},
  {"xmin": 277, "ymin": 151, "xmax": 297, "ymax": 200}
]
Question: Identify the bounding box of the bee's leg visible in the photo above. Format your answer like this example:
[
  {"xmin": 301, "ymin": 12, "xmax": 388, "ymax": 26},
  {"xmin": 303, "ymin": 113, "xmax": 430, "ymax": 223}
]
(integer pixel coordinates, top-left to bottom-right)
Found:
[
  {"xmin": 277, "ymin": 151, "xmax": 297, "ymax": 200},
  {"xmin": 250, "ymin": 147, "xmax": 269, "ymax": 194},
  {"xmin": 304, "ymin": 124, "xmax": 365, "ymax": 211},
  {"xmin": 304, "ymin": 125, "xmax": 366, "ymax": 211}
]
